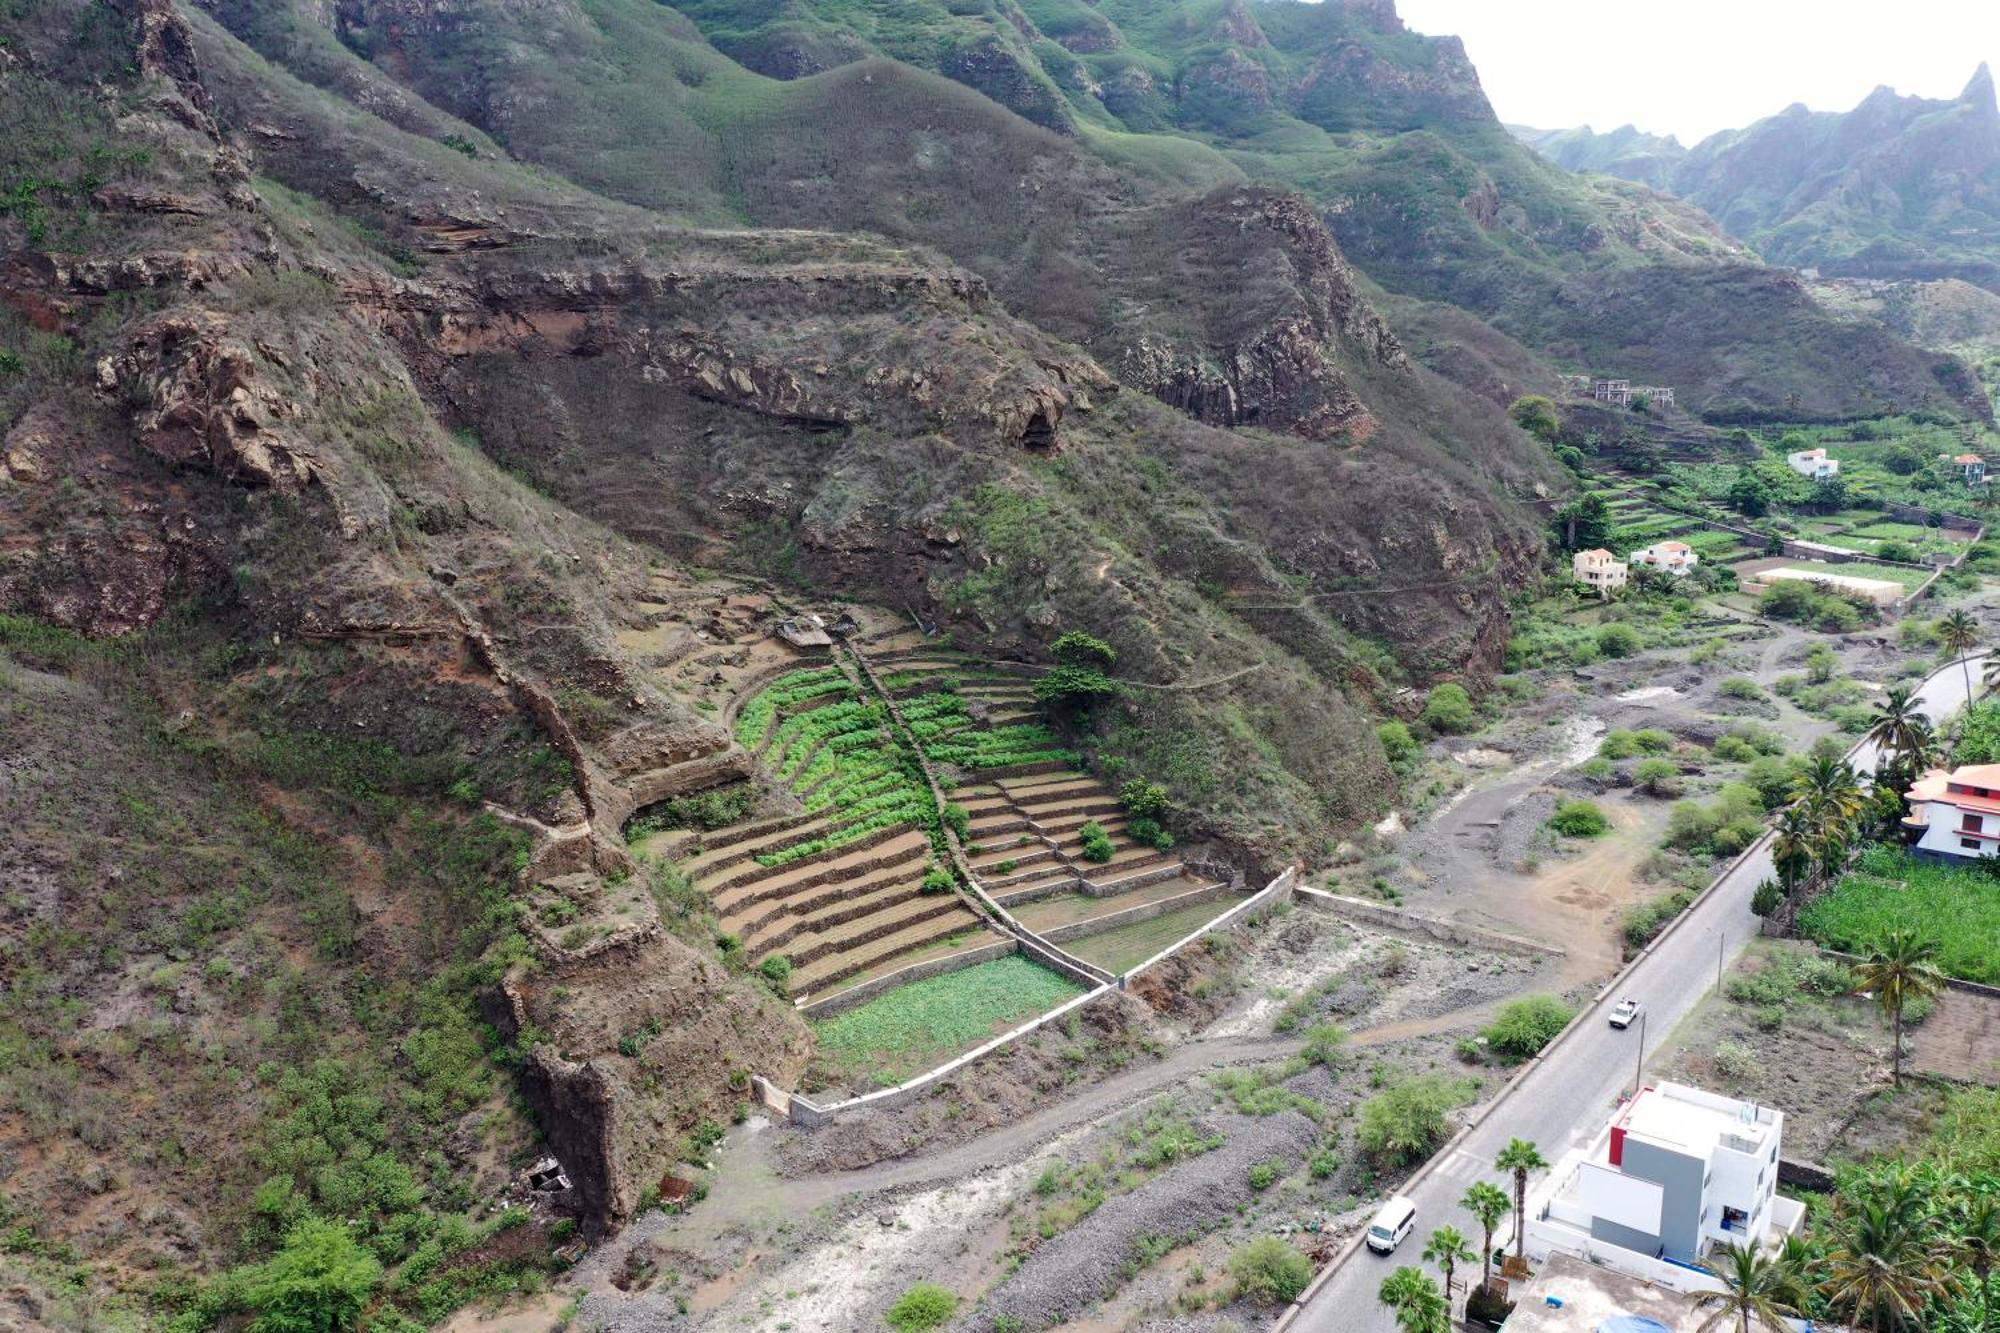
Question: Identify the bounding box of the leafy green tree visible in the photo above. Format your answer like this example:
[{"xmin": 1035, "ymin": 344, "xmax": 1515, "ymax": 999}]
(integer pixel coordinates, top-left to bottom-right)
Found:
[
  {"xmin": 1686, "ymin": 1240, "xmax": 1802, "ymax": 1333},
  {"xmin": 1851, "ymin": 930, "xmax": 1947, "ymax": 1086},
  {"xmin": 238, "ymin": 1218, "xmax": 384, "ymax": 1333},
  {"xmin": 1806, "ymin": 641, "xmax": 1838, "ymax": 685},
  {"xmin": 1554, "ymin": 493, "xmax": 1612, "ymax": 552},
  {"xmin": 1051, "ymin": 630, "xmax": 1116, "ymax": 668},
  {"xmin": 1496, "ymin": 1139, "xmax": 1549, "ymax": 1259},
  {"xmin": 1728, "ymin": 468, "xmax": 1773, "ymax": 517},
  {"xmin": 1509, "ymin": 395, "xmax": 1561, "ymax": 442},
  {"xmin": 1460, "ymin": 1181, "xmax": 1511, "ymax": 1295},
  {"xmin": 1229, "ymin": 1236, "xmax": 1313, "ymax": 1304}
]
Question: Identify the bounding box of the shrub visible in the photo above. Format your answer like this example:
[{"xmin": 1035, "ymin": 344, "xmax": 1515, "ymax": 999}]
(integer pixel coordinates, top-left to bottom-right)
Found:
[
  {"xmin": 1128, "ymin": 816, "xmax": 1174, "ymax": 851},
  {"xmin": 1710, "ymin": 735, "xmax": 1756, "ymax": 763},
  {"xmin": 237, "ymin": 1218, "xmax": 385, "ymax": 1333},
  {"xmin": 759, "ymin": 955, "xmax": 792, "ymax": 990},
  {"xmin": 1718, "ymin": 677, "xmax": 1765, "ymax": 701},
  {"xmin": 1482, "ymin": 996, "xmax": 1576, "ymax": 1061},
  {"xmin": 920, "ymin": 867, "xmax": 956, "ymax": 896},
  {"xmin": 1247, "ymin": 1162, "xmax": 1279, "ymax": 1190},
  {"xmin": 1595, "ymin": 623, "xmax": 1641, "ymax": 659},
  {"xmin": 1421, "ymin": 683, "xmax": 1477, "ymax": 735},
  {"xmin": 1301, "ymin": 1023, "xmax": 1351, "ymax": 1068},
  {"xmin": 1077, "ymin": 821, "xmax": 1116, "ymax": 863},
  {"xmin": 1378, "ymin": 720, "xmax": 1420, "ymax": 767},
  {"xmin": 1050, "ymin": 630, "xmax": 1117, "ymax": 668},
  {"xmin": 1632, "ymin": 758, "xmax": 1680, "ymax": 796},
  {"xmin": 1119, "ymin": 780, "xmax": 1169, "ymax": 819},
  {"xmin": 1308, "ymin": 1149, "xmax": 1340, "ymax": 1180},
  {"xmin": 1713, "ymin": 1040, "xmax": 1762, "ymax": 1081},
  {"xmin": 1600, "ymin": 728, "xmax": 1674, "ymax": 759},
  {"xmin": 885, "ymin": 1283, "xmax": 957, "ymax": 1331},
  {"xmin": 1623, "ymin": 889, "xmax": 1695, "ymax": 951},
  {"xmin": 1228, "ymin": 1237, "xmax": 1313, "ymax": 1305},
  {"xmin": 941, "ymin": 804, "xmax": 970, "ymax": 841},
  {"xmin": 1548, "ymin": 799, "xmax": 1609, "ymax": 838},
  {"xmin": 1359, "ymin": 1076, "xmax": 1472, "ymax": 1167},
  {"xmin": 1751, "ymin": 880, "xmax": 1783, "ymax": 917}
]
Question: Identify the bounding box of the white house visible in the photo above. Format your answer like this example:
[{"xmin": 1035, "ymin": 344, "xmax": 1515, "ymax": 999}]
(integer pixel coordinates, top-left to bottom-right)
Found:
[
  {"xmin": 1628, "ymin": 540, "xmax": 1699, "ymax": 576},
  {"xmin": 1902, "ymin": 763, "xmax": 2000, "ymax": 861},
  {"xmin": 1524, "ymin": 1081, "xmax": 1804, "ymax": 1290},
  {"xmin": 1954, "ymin": 453, "xmax": 1987, "ymax": 483},
  {"xmin": 1572, "ymin": 548, "xmax": 1628, "ymax": 596},
  {"xmin": 1785, "ymin": 447, "xmax": 1839, "ymax": 479}
]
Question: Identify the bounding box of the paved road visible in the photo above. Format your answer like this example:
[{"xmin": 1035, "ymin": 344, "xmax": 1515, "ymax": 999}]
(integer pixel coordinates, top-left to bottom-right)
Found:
[{"xmin": 1287, "ymin": 652, "xmax": 1987, "ymax": 1332}]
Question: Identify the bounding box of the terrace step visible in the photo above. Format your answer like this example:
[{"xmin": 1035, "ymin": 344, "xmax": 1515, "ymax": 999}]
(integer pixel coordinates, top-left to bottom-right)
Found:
[
  {"xmin": 1017, "ymin": 796, "xmax": 1122, "ymax": 823},
  {"xmin": 993, "ymin": 870, "xmax": 1083, "ymax": 905},
  {"xmin": 769, "ymin": 890, "xmax": 969, "ymax": 969},
  {"xmin": 968, "ymin": 843, "xmax": 1059, "ymax": 873},
  {"xmin": 1037, "ymin": 812, "xmax": 1129, "ymax": 837},
  {"xmin": 966, "ymin": 811, "xmax": 1031, "ymax": 837},
  {"xmin": 999, "ymin": 774, "xmax": 1102, "ymax": 798},
  {"xmin": 1081, "ymin": 850, "xmax": 1184, "ymax": 881},
  {"xmin": 677, "ymin": 814, "xmax": 843, "ymax": 877},
  {"xmin": 724, "ymin": 858, "xmax": 927, "ymax": 942},
  {"xmin": 985, "ymin": 857, "xmax": 1079, "ymax": 891},
  {"xmin": 706, "ymin": 827, "xmax": 928, "ymax": 912},
  {"xmin": 791, "ymin": 905, "xmax": 985, "ymax": 994},
  {"xmin": 741, "ymin": 874, "xmax": 934, "ymax": 962}
]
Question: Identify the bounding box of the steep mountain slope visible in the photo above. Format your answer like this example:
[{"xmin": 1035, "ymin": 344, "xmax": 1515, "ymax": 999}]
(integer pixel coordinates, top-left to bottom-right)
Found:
[
  {"xmin": 0, "ymin": 0, "xmax": 1581, "ymax": 1312},
  {"xmin": 1521, "ymin": 66, "xmax": 2000, "ymax": 295},
  {"xmin": 1510, "ymin": 122, "xmax": 1686, "ymax": 191}
]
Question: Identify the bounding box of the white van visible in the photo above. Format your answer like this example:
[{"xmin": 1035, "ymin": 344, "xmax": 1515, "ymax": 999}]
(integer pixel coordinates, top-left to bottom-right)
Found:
[{"xmin": 1366, "ymin": 1195, "xmax": 1418, "ymax": 1254}]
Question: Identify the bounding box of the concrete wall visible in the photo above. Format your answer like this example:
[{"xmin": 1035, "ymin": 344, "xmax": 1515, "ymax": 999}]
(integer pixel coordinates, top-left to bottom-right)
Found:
[
  {"xmin": 1596, "ymin": 1138, "xmax": 1705, "ymax": 1263},
  {"xmin": 1040, "ymin": 882, "xmax": 1234, "ymax": 945},
  {"xmin": 1293, "ymin": 888, "xmax": 1564, "ymax": 959},
  {"xmin": 1120, "ymin": 867, "xmax": 1297, "ymax": 984}
]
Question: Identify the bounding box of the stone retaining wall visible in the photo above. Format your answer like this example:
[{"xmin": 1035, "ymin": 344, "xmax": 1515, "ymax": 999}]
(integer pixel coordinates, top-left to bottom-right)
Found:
[
  {"xmin": 797, "ymin": 936, "xmax": 1019, "ymax": 1017},
  {"xmin": 1119, "ymin": 867, "xmax": 1297, "ymax": 984},
  {"xmin": 1293, "ymin": 887, "xmax": 1565, "ymax": 959}
]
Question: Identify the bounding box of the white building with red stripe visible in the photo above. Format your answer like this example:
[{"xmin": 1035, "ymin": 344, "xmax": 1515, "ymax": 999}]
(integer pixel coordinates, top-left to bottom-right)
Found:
[{"xmin": 1903, "ymin": 764, "xmax": 2000, "ymax": 860}]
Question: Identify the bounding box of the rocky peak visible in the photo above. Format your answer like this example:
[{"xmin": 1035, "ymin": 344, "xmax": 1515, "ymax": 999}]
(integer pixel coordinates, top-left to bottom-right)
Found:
[{"xmin": 1963, "ymin": 61, "xmax": 1997, "ymax": 115}]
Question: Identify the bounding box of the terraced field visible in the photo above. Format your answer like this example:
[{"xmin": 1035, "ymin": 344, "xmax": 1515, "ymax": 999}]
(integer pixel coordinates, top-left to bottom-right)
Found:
[{"xmin": 1593, "ymin": 487, "xmax": 1759, "ymax": 563}]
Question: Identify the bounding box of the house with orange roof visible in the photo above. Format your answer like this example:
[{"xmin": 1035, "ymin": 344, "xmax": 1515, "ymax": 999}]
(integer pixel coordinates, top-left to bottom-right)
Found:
[
  {"xmin": 1571, "ymin": 548, "xmax": 1627, "ymax": 596},
  {"xmin": 1903, "ymin": 763, "xmax": 2000, "ymax": 860},
  {"xmin": 1629, "ymin": 539, "xmax": 1699, "ymax": 576},
  {"xmin": 1953, "ymin": 453, "xmax": 1986, "ymax": 483}
]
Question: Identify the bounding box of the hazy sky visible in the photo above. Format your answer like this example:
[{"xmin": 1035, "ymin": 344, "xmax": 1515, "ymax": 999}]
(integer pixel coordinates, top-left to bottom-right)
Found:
[{"xmin": 1398, "ymin": 0, "xmax": 2000, "ymax": 144}]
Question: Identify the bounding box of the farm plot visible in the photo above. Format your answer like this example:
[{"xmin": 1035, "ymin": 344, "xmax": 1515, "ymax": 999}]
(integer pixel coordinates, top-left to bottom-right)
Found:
[
  {"xmin": 810, "ymin": 953, "xmax": 1089, "ymax": 1088},
  {"xmin": 1801, "ymin": 846, "xmax": 2000, "ymax": 986}
]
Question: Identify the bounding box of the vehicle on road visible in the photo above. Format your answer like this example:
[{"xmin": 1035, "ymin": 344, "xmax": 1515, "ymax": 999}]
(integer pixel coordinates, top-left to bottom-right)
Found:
[
  {"xmin": 1365, "ymin": 1195, "xmax": 1417, "ymax": 1254},
  {"xmin": 1608, "ymin": 997, "xmax": 1642, "ymax": 1030}
]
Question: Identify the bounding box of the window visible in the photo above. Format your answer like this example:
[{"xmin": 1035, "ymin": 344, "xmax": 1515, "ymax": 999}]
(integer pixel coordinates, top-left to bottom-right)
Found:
[
  {"xmin": 1964, "ymin": 838, "xmax": 1981, "ymax": 851},
  {"xmin": 1964, "ymin": 813, "xmax": 1984, "ymax": 833}
]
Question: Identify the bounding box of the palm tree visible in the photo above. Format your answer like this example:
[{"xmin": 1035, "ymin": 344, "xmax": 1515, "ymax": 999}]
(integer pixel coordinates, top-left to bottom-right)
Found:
[
  {"xmin": 1939, "ymin": 609, "xmax": 1981, "ymax": 714},
  {"xmin": 1422, "ymin": 1224, "xmax": 1475, "ymax": 1301},
  {"xmin": 1852, "ymin": 929, "xmax": 1948, "ymax": 1085},
  {"xmin": 1461, "ymin": 1181, "xmax": 1512, "ymax": 1297},
  {"xmin": 1823, "ymin": 1194, "xmax": 1960, "ymax": 1332},
  {"xmin": 1688, "ymin": 1240, "xmax": 1803, "ymax": 1333},
  {"xmin": 1496, "ymin": 1138, "xmax": 1549, "ymax": 1261},
  {"xmin": 1868, "ymin": 685, "xmax": 1934, "ymax": 777},
  {"xmin": 1377, "ymin": 1266, "xmax": 1449, "ymax": 1333},
  {"xmin": 1790, "ymin": 753, "xmax": 1867, "ymax": 889},
  {"xmin": 1772, "ymin": 803, "xmax": 1817, "ymax": 895}
]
